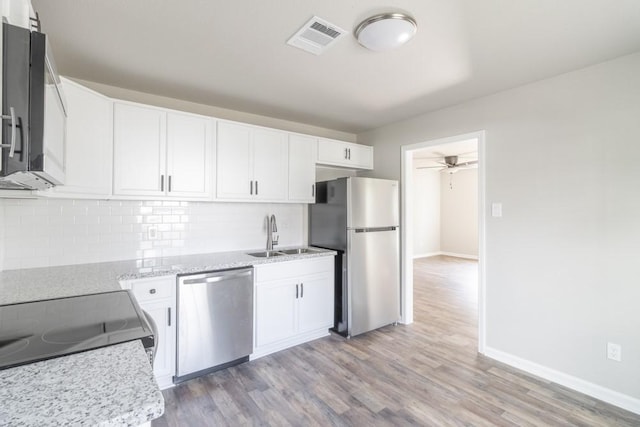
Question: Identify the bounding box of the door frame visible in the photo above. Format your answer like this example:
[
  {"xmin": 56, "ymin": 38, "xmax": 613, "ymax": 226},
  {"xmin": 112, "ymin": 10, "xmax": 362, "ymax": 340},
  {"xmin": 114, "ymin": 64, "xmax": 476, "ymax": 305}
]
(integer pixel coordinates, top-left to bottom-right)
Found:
[{"xmin": 399, "ymin": 130, "xmax": 486, "ymax": 353}]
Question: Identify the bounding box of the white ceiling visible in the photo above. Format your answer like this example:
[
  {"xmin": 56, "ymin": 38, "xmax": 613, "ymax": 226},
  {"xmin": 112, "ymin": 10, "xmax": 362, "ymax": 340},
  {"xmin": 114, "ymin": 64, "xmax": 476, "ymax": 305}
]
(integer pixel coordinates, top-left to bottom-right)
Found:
[{"xmin": 32, "ymin": 0, "xmax": 640, "ymax": 134}]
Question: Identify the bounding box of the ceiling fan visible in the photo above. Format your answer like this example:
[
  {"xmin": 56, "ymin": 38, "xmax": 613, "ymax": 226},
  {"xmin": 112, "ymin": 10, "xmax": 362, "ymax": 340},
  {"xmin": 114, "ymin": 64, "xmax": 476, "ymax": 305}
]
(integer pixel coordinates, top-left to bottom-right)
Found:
[{"xmin": 417, "ymin": 154, "xmax": 478, "ymax": 174}]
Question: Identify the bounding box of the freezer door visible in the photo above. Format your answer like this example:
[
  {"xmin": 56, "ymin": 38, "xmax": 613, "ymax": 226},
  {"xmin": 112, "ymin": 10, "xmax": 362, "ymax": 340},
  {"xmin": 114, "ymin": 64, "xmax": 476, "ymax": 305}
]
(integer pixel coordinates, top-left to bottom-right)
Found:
[
  {"xmin": 347, "ymin": 227, "xmax": 400, "ymax": 336},
  {"xmin": 347, "ymin": 177, "xmax": 399, "ymax": 228}
]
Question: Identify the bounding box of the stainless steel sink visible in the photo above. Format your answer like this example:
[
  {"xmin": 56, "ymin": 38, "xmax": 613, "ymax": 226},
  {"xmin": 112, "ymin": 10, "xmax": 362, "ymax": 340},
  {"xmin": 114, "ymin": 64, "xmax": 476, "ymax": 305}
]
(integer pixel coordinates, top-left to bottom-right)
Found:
[
  {"xmin": 247, "ymin": 251, "xmax": 285, "ymax": 258},
  {"xmin": 278, "ymin": 248, "xmax": 320, "ymax": 255},
  {"xmin": 247, "ymin": 247, "xmax": 321, "ymax": 258}
]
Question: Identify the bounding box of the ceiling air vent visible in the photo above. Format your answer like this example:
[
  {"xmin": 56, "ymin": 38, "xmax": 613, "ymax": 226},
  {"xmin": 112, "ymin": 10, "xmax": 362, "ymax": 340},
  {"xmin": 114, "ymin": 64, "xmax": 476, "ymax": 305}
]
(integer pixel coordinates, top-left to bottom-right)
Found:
[{"xmin": 287, "ymin": 16, "xmax": 346, "ymax": 55}]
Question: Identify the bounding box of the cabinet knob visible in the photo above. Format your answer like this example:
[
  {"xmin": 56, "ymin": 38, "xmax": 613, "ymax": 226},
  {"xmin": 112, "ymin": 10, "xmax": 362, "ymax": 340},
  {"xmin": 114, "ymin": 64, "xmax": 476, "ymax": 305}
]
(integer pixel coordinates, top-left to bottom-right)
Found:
[{"xmin": 149, "ymin": 288, "xmax": 156, "ymax": 294}]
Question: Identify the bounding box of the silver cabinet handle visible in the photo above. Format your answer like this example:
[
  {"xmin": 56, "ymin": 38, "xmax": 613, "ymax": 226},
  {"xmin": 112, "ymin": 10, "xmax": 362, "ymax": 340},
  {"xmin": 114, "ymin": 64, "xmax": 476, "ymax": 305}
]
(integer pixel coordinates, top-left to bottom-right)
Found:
[
  {"xmin": 296, "ymin": 284, "xmax": 299, "ymax": 299},
  {"xmin": 160, "ymin": 175, "xmax": 165, "ymax": 192},
  {"xmin": 0, "ymin": 107, "xmax": 17, "ymax": 157},
  {"xmin": 255, "ymin": 181, "xmax": 259, "ymax": 195},
  {"xmin": 344, "ymin": 148, "xmax": 348, "ymax": 159},
  {"xmin": 348, "ymin": 148, "xmax": 351, "ymax": 160},
  {"xmin": 250, "ymin": 180, "xmax": 253, "ymax": 195},
  {"xmin": 301, "ymin": 283, "xmax": 304, "ymax": 298},
  {"xmin": 312, "ymin": 184, "xmax": 315, "ymax": 197},
  {"xmin": 168, "ymin": 175, "xmax": 172, "ymax": 192},
  {"xmin": 168, "ymin": 307, "xmax": 171, "ymax": 326}
]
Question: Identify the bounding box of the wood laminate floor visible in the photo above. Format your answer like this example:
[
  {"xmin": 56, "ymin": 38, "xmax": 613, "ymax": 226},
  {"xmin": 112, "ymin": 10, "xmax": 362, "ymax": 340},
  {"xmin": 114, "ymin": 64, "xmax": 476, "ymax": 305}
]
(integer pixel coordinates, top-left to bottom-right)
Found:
[{"xmin": 153, "ymin": 256, "xmax": 640, "ymax": 426}]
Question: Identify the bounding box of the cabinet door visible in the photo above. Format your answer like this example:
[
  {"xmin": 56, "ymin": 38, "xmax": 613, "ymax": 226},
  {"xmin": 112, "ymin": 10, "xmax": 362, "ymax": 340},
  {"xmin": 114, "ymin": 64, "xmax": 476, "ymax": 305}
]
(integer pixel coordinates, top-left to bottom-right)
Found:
[
  {"xmin": 348, "ymin": 143, "xmax": 373, "ymax": 170},
  {"xmin": 51, "ymin": 79, "xmax": 113, "ymax": 196},
  {"xmin": 4, "ymin": 0, "xmax": 33, "ymax": 29},
  {"xmin": 297, "ymin": 273, "xmax": 333, "ymax": 334},
  {"xmin": 288, "ymin": 134, "xmax": 316, "ymax": 202},
  {"xmin": 140, "ymin": 299, "xmax": 175, "ymax": 388},
  {"xmin": 255, "ymin": 280, "xmax": 298, "ymax": 347},
  {"xmin": 317, "ymin": 139, "xmax": 374, "ymax": 170},
  {"xmin": 252, "ymin": 128, "xmax": 288, "ymax": 201},
  {"xmin": 216, "ymin": 121, "xmax": 252, "ymax": 199},
  {"xmin": 113, "ymin": 103, "xmax": 166, "ymax": 196},
  {"xmin": 317, "ymin": 138, "xmax": 351, "ymax": 167},
  {"xmin": 42, "ymin": 83, "xmax": 66, "ymax": 184},
  {"xmin": 166, "ymin": 112, "xmax": 214, "ymax": 199}
]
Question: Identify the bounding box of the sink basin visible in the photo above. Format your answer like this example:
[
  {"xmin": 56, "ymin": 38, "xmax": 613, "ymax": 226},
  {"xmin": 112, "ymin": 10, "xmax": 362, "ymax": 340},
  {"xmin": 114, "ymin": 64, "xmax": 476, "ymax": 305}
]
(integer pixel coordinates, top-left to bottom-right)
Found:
[
  {"xmin": 247, "ymin": 251, "xmax": 285, "ymax": 258},
  {"xmin": 278, "ymin": 248, "xmax": 320, "ymax": 255}
]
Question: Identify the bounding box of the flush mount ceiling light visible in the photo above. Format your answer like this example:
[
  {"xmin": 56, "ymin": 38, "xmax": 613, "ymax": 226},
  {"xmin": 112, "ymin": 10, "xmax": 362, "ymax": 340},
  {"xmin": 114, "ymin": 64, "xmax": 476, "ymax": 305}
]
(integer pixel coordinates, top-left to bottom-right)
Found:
[{"xmin": 355, "ymin": 13, "xmax": 417, "ymax": 51}]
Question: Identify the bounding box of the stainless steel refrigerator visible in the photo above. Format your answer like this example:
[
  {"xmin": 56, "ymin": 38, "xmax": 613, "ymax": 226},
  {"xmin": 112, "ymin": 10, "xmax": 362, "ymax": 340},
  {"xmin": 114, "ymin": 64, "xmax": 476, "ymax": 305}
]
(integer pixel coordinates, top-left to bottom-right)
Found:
[{"xmin": 309, "ymin": 177, "xmax": 400, "ymax": 337}]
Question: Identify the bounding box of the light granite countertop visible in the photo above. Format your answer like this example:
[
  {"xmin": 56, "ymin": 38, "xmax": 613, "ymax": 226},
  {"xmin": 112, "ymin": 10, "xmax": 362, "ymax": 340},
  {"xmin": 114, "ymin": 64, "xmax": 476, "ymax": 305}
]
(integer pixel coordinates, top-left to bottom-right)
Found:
[
  {"xmin": 0, "ymin": 341, "xmax": 163, "ymax": 427},
  {"xmin": 0, "ymin": 247, "xmax": 336, "ymax": 305},
  {"xmin": 0, "ymin": 247, "xmax": 336, "ymax": 426}
]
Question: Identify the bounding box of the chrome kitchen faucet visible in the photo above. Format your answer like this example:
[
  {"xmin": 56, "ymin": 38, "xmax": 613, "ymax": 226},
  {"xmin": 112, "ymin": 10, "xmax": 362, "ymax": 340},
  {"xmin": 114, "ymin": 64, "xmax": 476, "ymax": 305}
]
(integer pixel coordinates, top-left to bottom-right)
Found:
[{"xmin": 266, "ymin": 214, "xmax": 279, "ymax": 250}]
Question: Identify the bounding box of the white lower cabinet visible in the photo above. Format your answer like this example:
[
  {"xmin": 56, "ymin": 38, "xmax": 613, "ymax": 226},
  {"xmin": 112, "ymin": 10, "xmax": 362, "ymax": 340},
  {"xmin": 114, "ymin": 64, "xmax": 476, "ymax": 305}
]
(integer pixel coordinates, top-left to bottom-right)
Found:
[
  {"xmin": 118, "ymin": 256, "xmax": 334, "ymax": 384},
  {"xmin": 253, "ymin": 256, "xmax": 334, "ymax": 359},
  {"xmin": 120, "ymin": 276, "xmax": 176, "ymax": 390}
]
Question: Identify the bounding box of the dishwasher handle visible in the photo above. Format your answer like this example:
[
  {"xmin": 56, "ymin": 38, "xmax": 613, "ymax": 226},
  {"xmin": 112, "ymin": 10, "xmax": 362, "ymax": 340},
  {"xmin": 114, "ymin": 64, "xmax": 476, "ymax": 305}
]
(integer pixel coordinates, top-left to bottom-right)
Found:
[{"xmin": 180, "ymin": 269, "xmax": 252, "ymax": 285}]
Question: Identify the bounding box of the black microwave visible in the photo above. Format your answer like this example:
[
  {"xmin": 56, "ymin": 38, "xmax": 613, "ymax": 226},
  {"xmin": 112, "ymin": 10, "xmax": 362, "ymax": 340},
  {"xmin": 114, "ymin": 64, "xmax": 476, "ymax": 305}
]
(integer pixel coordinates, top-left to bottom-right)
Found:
[{"xmin": 0, "ymin": 21, "xmax": 66, "ymax": 190}]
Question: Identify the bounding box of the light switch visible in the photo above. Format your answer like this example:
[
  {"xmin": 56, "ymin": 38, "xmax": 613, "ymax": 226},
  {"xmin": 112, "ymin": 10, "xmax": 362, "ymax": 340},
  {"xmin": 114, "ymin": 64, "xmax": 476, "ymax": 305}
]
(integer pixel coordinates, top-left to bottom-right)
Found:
[{"xmin": 491, "ymin": 203, "xmax": 503, "ymax": 218}]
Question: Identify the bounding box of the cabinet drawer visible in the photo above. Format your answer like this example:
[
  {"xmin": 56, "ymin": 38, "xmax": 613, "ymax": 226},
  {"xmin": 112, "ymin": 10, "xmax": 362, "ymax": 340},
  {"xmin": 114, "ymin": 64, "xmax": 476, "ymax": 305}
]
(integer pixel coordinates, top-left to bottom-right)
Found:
[
  {"xmin": 255, "ymin": 256, "xmax": 334, "ymax": 283},
  {"xmin": 129, "ymin": 276, "xmax": 175, "ymax": 303}
]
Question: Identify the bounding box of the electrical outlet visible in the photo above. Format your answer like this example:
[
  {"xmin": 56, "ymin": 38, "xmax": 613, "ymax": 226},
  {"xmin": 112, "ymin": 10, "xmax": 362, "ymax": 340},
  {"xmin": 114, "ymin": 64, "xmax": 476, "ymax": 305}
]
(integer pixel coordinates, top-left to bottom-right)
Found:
[
  {"xmin": 607, "ymin": 342, "xmax": 622, "ymax": 362},
  {"xmin": 148, "ymin": 226, "xmax": 159, "ymax": 240}
]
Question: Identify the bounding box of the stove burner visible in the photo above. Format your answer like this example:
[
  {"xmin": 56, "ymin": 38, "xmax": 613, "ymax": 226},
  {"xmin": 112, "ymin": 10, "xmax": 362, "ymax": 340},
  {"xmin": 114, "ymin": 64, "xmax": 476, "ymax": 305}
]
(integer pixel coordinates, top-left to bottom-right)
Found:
[
  {"xmin": 42, "ymin": 319, "xmax": 129, "ymax": 345},
  {"xmin": 0, "ymin": 337, "xmax": 30, "ymax": 360}
]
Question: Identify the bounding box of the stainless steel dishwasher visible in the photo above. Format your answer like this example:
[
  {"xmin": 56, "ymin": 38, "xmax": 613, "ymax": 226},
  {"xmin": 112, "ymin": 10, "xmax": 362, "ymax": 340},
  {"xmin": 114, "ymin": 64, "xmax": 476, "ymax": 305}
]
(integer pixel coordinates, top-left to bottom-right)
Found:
[{"xmin": 175, "ymin": 267, "xmax": 253, "ymax": 383}]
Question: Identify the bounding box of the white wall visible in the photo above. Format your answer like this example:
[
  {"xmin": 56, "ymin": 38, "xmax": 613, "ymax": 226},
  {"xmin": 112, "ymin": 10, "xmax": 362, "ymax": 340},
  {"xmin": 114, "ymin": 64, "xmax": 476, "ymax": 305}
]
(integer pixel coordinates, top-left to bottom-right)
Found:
[
  {"xmin": 0, "ymin": 199, "xmax": 304, "ymax": 270},
  {"xmin": 440, "ymin": 169, "xmax": 478, "ymax": 257},
  {"xmin": 412, "ymin": 168, "xmax": 440, "ymax": 257},
  {"xmin": 412, "ymin": 167, "xmax": 477, "ymax": 258},
  {"xmin": 359, "ymin": 52, "xmax": 640, "ymax": 405}
]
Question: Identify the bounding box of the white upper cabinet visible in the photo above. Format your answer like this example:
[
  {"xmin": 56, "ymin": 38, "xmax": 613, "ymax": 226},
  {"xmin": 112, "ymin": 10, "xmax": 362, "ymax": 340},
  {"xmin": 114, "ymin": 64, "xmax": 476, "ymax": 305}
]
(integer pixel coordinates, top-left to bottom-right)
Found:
[
  {"xmin": 113, "ymin": 102, "xmax": 214, "ymax": 199},
  {"xmin": 5, "ymin": 76, "xmax": 373, "ymax": 203},
  {"xmin": 113, "ymin": 102, "xmax": 166, "ymax": 197},
  {"xmin": 252, "ymin": 128, "xmax": 288, "ymax": 201},
  {"xmin": 2, "ymin": 0, "xmax": 35, "ymax": 29},
  {"xmin": 166, "ymin": 112, "xmax": 214, "ymax": 199},
  {"xmin": 317, "ymin": 138, "xmax": 373, "ymax": 170},
  {"xmin": 48, "ymin": 78, "xmax": 113, "ymax": 197},
  {"xmin": 216, "ymin": 121, "xmax": 287, "ymax": 201},
  {"xmin": 288, "ymin": 134, "xmax": 317, "ymax": 203},
  {"xmin": 216, "ymin": 122, "xmax": 252, "ymax": 199}
]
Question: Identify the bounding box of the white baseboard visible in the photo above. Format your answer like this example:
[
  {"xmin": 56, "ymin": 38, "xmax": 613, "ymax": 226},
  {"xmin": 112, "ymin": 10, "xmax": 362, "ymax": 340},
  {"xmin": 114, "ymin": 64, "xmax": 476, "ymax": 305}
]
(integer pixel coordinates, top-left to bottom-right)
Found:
[
  {"xmin": 484, "ymin": 346, "xmax": 640, "ymax": 415},
  {"xmin": 440, "ymin": 251, "xmax": 478, "ymax": 260},
  {"xmin": 413, "ymin": 252, "xmax": 441, "ymax": 259},
  {"xmin": 413, "ymin": 251, "xmax": 479, "ymax": 260}
]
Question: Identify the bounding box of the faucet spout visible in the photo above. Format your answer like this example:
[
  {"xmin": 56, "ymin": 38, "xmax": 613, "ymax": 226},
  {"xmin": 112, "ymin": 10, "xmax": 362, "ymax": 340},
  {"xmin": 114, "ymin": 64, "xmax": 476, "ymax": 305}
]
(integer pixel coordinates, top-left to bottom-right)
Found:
[{"xmin": 266, "ymin": 214, "xmax": 278, "ymax": 250}]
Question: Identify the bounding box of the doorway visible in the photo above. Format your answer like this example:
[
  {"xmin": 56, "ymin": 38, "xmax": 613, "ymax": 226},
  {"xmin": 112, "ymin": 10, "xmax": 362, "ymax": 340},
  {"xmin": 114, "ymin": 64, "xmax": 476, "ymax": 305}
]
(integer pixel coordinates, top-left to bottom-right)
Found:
[{"xmin": 400, "ymin": 131, "xmax": 486, "ymax": 353}]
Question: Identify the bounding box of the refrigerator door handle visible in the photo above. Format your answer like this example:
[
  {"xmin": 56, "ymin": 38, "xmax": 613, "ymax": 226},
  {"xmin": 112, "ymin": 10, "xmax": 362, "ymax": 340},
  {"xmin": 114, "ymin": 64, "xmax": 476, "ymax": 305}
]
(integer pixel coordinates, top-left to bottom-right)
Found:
[{"xmin": 353, "ymin": 226, "xmax": 398, "ymax": 233}]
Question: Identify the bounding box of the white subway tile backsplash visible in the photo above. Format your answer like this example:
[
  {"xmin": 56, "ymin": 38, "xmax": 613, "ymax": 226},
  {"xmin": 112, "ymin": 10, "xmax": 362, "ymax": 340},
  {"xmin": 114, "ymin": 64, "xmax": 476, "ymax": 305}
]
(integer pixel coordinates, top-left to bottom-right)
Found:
[
  {"xmin": 0, "ymin": 198, "xmax": 267, "ymax": 268},
  {"xmin": 1, "ymin": 198, "xmax": 305, "ymax": 270}
]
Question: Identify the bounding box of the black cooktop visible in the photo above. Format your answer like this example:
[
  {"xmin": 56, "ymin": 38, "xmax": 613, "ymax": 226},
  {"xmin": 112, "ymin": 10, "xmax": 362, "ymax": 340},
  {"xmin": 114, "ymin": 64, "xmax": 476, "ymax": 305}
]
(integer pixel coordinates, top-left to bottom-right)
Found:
[{"xmin": 0, "ymin": 290, "xmax": 154, "ymax": 370}]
